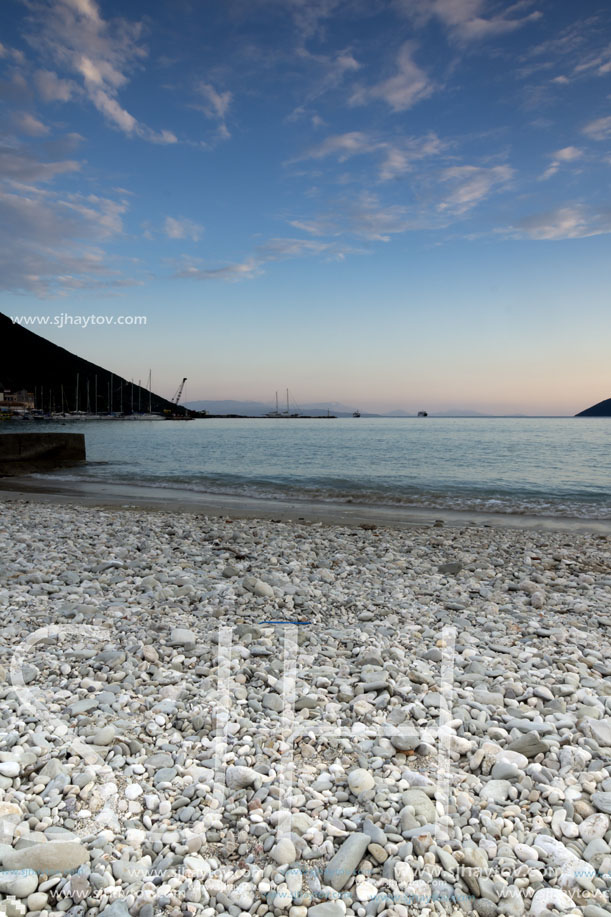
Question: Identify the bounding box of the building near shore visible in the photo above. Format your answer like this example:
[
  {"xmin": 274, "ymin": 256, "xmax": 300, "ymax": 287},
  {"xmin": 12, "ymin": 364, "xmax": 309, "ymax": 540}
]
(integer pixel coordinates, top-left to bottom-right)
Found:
[{"xmin": 1, "ymin": 388, "xmax": 35, "ymax": 411}]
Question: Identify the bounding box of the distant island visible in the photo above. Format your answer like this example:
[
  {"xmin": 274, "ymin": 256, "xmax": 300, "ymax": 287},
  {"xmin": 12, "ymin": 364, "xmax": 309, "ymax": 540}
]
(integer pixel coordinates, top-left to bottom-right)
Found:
[{"xmin": 575, "ymin": 397, "xmax": 611, "ymax": 417}]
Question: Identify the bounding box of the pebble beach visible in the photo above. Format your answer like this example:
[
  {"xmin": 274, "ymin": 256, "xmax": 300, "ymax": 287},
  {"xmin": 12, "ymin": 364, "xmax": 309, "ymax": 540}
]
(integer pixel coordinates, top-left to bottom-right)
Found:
[{"xmin": 1, "ymin": 499, "xmax": 611, "ymax": 917}]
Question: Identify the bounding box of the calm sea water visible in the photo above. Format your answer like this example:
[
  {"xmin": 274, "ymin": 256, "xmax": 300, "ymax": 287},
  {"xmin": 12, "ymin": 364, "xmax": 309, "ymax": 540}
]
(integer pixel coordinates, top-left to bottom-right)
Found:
[{"xmin": 7, "ymin": 416, "xmax": 611, "ymax": 519}]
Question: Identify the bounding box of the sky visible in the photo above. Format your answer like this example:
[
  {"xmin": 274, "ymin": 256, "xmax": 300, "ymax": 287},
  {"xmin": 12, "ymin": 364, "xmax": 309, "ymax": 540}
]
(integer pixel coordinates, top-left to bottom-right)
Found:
[{"xmin": 1, "ymin": 0, "xmax": 610, "ymax": 415}]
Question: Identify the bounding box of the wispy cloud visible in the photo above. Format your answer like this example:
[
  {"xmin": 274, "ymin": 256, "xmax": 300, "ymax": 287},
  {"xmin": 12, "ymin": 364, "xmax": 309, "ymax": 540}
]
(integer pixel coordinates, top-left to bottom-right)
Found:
[
  {"xmin": 174, "ymin": 234, "xmax": 360, "ymax": 282},
  {"xmin": 292, "ymin": 129, "xmax": 444, "ymax": 180},
  {"xmin": 273, "ymin": 0, "xmax": 346, "ymax": 40},
  {"xmin": 164, "ymin": 216, "xmax": 204, "ymax": 242},
  {"xmin": 0, "ymin": 143, "xmax": 80, "ymax": 184},
  {"xmin": 583, "ymin": 115, "xmax": 611, "ymax": 141},
  {"xmin": 177, "ymin": 257, "xmax": 260, "ymax": 282},
  {"xmin": 350, "ymin": 42, "xmax": 434, "ymax": 111},
  {"xmin": 379, "ymin": 133, "xmax": 444, "ymax": 180},
  {"xmin": 438, "ymin": 164, "xmax": 513, "ymax": 213},
  {"xmin": 397, "ymin": 0, "xmax": 542, "ymax": 42},
  {"xmin": 539, "ymin": 145, "xmax": 582, "ymax": 180},
  {"xmin": 16, "ymin": 112, "xmax": 50, "ymax": 136},
  {"xmin": 25, "ymin": 0, "xmax": 177, "ymax": 143},
  {"xmin": 0, "ymin": 184, "xmax": 130, "ymax": 295},
  {"xmin": 513, "ymin": 204, "xmax": 611, "ymax": 240},
  {"xmin": 295, "ymin": 131, "xmax": 380, "ymax": 162},
  {"xmin": 34, "ymin": 68, "xmax": 75, "ymax": 101},
  {"xmin": 519, "ymin": 18, "xmax": 610, "ymax": 87},
  {"xmin": 288, "ymin": 46, "xmax": 360, "ymax": 121},
  {"xmin": 194, "ymin": 82, "xmax": 232, "ymax": 140},
  {"xmin": 289, "ymin": 191, "xmax": 423, "ymax": 240}
]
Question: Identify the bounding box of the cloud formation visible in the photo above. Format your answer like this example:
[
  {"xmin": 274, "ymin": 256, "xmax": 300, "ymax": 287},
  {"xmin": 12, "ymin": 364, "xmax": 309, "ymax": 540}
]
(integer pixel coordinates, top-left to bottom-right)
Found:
[
  {"xmin": 540, "ymin": 145, "xmax": 582, "ymax": 181},
  {"xmin": 514, "ymin": 204, "xmax": 611, "ymax": 240},
  {"xmin": 289, "ymin": 191, "xmax": 418, "ymax": 241},
  {"xmin": 294, "ymin": 129, "xmax": 444, "ymax": 180},
  {"xmin": 26, "ymin": 0, "xmax": 177, "ymax": 143},
  {"xmin": 33, "ymin": 68, "xmax": 74, "ymax": 101},
  {"xmin": 438, "ymin": 164, "xmax": 513, "ymax": 213},
  {"xmin": 397, "ymin": 0, "xmax": 542, "ymax": 42},
  {"xmin": 0, "ymin": 184, "xmax": 130, "ymax": 294},
  {"xmin": 195, "ymin": 83, "xmax": 232, "ymax": 140},
  {"xmin": 350, "ymin": 42, "xmax": 433, "ymax": 111},
  {"xmin": 164, "ymin": 216, "xmax": 204, "ymax": 242},
  {"xmin": 175, "ymin": 234, "xmax": 360, "ymax": 282},
  {"xmin": 583, "ymin": 116, "xmax": 611, "ymax": 141}
]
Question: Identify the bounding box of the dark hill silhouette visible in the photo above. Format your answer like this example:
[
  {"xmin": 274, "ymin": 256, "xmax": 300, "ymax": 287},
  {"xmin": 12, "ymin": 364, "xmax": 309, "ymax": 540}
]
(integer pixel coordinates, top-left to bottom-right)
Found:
[
  {"xmin": 575, "ymin": 398, "xmax": 611, "ymax": 417},
  {"xmin": 0, "ymin": 312, "xmax": 185, "ymax": 414}
]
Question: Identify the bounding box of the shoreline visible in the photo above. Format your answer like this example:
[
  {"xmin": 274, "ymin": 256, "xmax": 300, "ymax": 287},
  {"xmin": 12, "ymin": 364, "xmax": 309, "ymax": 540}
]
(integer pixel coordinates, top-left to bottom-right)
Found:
[{"xmin": 1, "ymin": 474, "xmax": 610, "ymax": 534}]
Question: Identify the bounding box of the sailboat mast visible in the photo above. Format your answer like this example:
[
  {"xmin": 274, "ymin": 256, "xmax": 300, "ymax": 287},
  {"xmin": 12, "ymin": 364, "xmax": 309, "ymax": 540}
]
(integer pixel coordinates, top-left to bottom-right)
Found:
[{"xmin": 286, "ymin": 388, "xmax": 289, "ymax": 415}]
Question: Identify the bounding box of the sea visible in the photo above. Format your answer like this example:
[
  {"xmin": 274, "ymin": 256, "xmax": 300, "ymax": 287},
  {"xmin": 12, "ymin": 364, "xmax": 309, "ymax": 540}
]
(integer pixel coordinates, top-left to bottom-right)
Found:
[{"xmin": 9, "ymin": 416, "xmax": 611, "ymax": 520}]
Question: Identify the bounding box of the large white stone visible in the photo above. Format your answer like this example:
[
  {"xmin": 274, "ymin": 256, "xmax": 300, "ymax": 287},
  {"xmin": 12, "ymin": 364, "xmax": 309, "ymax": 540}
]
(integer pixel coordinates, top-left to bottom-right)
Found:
[
  {"xmin": 0, "ymin": 868, "xmax": 38, "ymax": 897},
  {"xmin": 2, "ymin": 841, "xmax": 90, "ymax": 874},
  {"xmin": 225, "ymin": 765, "xmax": 259, "ymax": 789},
  {"xmin": 347, "ymin": 768, "xmax": 375, "ymax": 795},
  {"xmin": 529, "ymin": 888, "xmax": 575, "ymax": 917},
  {"xmin": 271, "ymin": 837, "xmax": 297, "ymax": 865},
  {"xmin": 579, "ymin": 813, "xmax": 610, "ymax": 843}
]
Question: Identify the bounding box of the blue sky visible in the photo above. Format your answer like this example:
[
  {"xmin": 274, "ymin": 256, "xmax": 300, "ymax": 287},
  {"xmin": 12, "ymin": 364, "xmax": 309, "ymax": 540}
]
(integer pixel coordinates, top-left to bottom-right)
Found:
[{"xmin": 1, "ymin": 0, "xmax": 610, "ymax": 413}]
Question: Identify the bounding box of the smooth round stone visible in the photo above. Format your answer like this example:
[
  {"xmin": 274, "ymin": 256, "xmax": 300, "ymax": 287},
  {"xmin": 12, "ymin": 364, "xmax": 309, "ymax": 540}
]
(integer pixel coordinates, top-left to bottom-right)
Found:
[
  {"xmin": 480, "ymin": 780, "xmax": 511, "ymax": 805},
  {"xmin": 2, "ymin": 840, "xmax": 89, "ymax": 873},
  {"xmin": 355, "ymin": 879, "xmax": 378, "ymax": 902},
  {"xmin": 348, "ymin": 769, "xmax": 375, "ymax": 795},
  {"xmin": 581, "ymin": 813, "xmax": 611, "ymax": 840},
  {"xmin": 93, "ymin": 725, "xmax": 116, "ymax": 746},
  {"xmin": 591, "ymin": 792, "xmax": 611, "ymax": 814},
  {"xmin": 530, "ymin": 888, "xmax": 575, "ymax": 917},
  {"xmin": 0, "ymin": 761, "xmax": 20, "ymax": 777},
  {"xmin": 0, "ymin": 868, "xmax": 38, "ymax": 897},
  {"xmin": 271, "ymin": 838, "xmax": 297, "ymax": 865},
  {"xmin": 226, "ymin": 765, "xmax": 259, "ymax": 789},
  {"xmin": 307, "ymin": 902, "xmax": 346, "ymax": 917},
  {"xmin": 491, "ymin": 761, "xmax": 521, "ymax": 781},
  {"xmin": 514, "ymin": 843, "xmax": 538, "ymax": 862},
  {"xmin": 27, "ymin": 892, "xmax": 49, "ymax": 910},
  {"xmin": 367, "ymin": 842, "xmax": 387, "ymax": 863}
]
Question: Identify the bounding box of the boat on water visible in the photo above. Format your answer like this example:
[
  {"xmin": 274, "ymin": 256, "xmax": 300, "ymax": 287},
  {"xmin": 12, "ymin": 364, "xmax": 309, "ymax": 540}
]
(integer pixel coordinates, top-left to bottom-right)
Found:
[
  {"xmin": 264, "ymin": 390, "xmax": 336, "ymax": 418},
  {"xmin": 417, "ymin": 410, "xmax": 428, "ymax": 417},
  {"xmin": 353, "ymin": 410, "xmax": 361, "ymax": 418}
]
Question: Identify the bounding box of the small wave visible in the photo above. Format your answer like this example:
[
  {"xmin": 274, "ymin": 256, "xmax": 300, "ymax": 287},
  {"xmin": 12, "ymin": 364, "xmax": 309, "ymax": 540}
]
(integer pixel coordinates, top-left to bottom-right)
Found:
[{"xmin": 36, "ymin": 468, "xmax": 611, "ymax": 519}]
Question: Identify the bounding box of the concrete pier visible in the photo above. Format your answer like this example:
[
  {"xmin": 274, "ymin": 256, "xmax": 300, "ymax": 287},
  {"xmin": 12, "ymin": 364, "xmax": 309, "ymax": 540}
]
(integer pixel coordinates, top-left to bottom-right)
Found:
[{"xmin": 0, "ymin": 433, "xmax": 86, "ymax": 475}]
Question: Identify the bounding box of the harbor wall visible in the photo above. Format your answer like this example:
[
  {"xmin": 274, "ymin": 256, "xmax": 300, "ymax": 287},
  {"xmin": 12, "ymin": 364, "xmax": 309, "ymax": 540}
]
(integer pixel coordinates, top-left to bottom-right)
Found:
[{"xmin": 0, "ymin": 433, "xmax": 86, "ymax": 476}]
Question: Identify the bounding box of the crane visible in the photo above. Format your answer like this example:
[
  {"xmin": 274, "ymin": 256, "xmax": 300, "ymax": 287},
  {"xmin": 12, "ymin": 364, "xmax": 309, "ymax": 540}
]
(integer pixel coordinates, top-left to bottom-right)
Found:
[{"xmin": 172, "ymin": 377, "xmax": 187, "ymax": 405}]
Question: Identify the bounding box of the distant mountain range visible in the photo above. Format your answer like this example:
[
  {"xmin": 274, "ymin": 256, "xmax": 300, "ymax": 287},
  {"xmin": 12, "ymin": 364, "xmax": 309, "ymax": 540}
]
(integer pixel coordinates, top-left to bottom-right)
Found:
[
  {"xmin": 0, "ymin": 312, "xmax": 183, "ymax": 415},
  {"xmin": 576, "ymin": 397, "xmax": 611, "ymax": 417},
  {"xmin": 184, "ymin": 399, "xmax": 381, "ymax": 417},
  {"xmin": 184, "ymin": 400, "xmax": 527, "ymax": 417}
]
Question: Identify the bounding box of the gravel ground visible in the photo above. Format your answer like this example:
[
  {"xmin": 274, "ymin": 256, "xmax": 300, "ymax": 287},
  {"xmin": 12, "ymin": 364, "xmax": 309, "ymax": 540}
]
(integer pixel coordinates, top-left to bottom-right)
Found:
[{"xmin": 0, "ymin": 501, "xmax": 610, "ymax": 917}]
